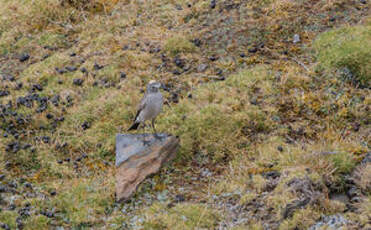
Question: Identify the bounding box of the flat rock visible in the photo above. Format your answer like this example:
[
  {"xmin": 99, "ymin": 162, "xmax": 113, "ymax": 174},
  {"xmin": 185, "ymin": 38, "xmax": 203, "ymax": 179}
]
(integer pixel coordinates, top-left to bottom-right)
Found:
[{"xmin": 115, "ymin": 133, "xmax": 179, "ymax": 202}]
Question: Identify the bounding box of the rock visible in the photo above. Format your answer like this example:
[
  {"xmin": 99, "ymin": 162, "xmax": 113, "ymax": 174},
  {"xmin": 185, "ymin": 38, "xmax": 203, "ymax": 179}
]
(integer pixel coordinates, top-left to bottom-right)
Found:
[
  {"xmin": 66, "ymin": 66, "xmax": 77, "ymax": 72},
  {"xmin": 210, "ymin": 0, "xmax": 216, "ymax": 9},
  {"xmin": 115, "ymin": 133, "xmax": 179, "ymax": 202},
  {"xmin": 19, "ymin": 53, "xmax": 30, "ymax": 62},
  {"xmin": 120, "ymin": 72, "xmax": 127, "ymax": 79},
  {"xmin": 94, "ymin": 63, "xmax": 104, "ymax": 70},
  {"xmin": 293, "ymin": 34, "xmax": 301, "ymax": 44},
  {"xmin": 197, "ymin": 64, "xmax": 208, "ymax": 72},
  {"xmin": 248, "ymin": 47, "xmax": 258, "ymax": 53},
  {"xmin": 361, "ymin": 152, "xmax": 371, "ymax": 164},
  {"xmin": 73, "ymin": 78, "xmax": 84, "ymax": 86},
  {"xmin": 81, "ymin": 121, "xmax": 90, "ymax": 130},
  {"xmin": 309, "ymin": 214, "xmax": 348, "ymax": 230}
]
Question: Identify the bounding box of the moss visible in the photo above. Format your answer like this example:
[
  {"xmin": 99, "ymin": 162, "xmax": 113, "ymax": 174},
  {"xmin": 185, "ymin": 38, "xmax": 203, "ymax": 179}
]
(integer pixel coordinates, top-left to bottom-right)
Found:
[
  {"xmin": 142, "ymin": 203, "xmax": 219, "ymax": 229},
  {"xmin": 49, "ymin": 178, "xmax": 114, "ymax": 226},
  {"xmin": 24, "ymin": 215, "xmax": 50, "ymax": 230},
  {"xmin": 164, "ymin": 35, "xmax": 196, "ymax": 56},
  {"xmin": 0, "ymin": 211, "xmax": 18, "ymax": 229},
  {"xmin": 314, "ymin": 25, "xmax": 371, "ymax": 87}
]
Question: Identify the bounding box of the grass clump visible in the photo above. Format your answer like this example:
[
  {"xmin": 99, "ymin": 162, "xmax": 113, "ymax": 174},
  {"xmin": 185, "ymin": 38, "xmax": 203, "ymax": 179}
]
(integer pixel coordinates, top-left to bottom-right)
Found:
[
  {"xmin": 142, "ymin": 203, "xmax": 220, "ymax": 230},
  {"xmin": 164, "ymin": 35, "xmax": 196, "ymax": 56},
  {"xmin": 314, "ymin": 24, "xmax": 371, "ymax": 87}
]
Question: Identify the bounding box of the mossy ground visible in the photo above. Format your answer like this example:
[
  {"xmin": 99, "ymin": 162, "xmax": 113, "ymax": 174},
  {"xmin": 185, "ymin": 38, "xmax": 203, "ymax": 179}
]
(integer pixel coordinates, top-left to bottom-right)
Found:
[{"xmin": 0, "ymin": 0, "xmax": 370, "ymax": 229}]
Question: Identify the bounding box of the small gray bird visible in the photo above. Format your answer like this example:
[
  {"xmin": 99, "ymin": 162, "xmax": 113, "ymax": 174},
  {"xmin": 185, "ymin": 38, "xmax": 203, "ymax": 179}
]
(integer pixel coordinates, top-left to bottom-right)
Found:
[{"xmin": 128, "ymin": 80, "xmax": 163, "ymax": 133}]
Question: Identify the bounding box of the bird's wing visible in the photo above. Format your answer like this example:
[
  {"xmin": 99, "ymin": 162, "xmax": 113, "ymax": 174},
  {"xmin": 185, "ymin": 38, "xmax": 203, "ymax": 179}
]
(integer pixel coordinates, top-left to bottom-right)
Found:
[{"xmin": 133, "ymin": 94, "xmax": 147, "ymax": 121}]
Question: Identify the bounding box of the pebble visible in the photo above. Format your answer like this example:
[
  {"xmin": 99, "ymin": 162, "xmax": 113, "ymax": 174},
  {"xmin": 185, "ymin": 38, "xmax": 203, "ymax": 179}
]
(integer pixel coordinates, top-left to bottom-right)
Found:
[
  {"xmin": 120, "ymin": 72, "xmax": 127, "ymax": 79},
  {"xmin": 197, "ymin": 64, "xmax": 208, "ymax": 72},
  {"xmin": 19, "ymin": 53, "xmax": 30, "ymax": 62},
  {"xmin": 248, "ymin": 47, "xmax": 258, "ymax": 53},
  {"xmin": 210, "ymin": 0, "xmax": 216, "ymax": 9},
  {"xmin": 81, "ymin": 121, "xmax": 91, "ymax": 130},
  {"xmin": 293, "ymin": 34, "xmax": 301, "ymax": 44},
  {"xmin": 66, "ymin": 66, "xmax": 77, "ymax": 72},
  {"xmin": 94, "ymin": 63, "xmax": 104, "ymax": 70},
  {"xmin": 73, "ymin": 78, "xmax": 84, "ymax": 86}
]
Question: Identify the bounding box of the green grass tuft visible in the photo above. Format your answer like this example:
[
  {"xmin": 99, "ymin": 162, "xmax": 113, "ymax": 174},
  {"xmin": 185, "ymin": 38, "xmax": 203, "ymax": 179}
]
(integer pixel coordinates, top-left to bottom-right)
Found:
[{"xmin": 314, "ymin": 25, "xmax": 371, "ymax": 87}]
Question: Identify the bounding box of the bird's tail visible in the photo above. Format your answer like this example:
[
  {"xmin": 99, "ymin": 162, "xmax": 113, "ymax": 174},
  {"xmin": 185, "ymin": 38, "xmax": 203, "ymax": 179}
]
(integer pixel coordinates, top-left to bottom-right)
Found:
[{"xmin": 127, "ymin": 122, "xmax": 140, "ymax": 131}]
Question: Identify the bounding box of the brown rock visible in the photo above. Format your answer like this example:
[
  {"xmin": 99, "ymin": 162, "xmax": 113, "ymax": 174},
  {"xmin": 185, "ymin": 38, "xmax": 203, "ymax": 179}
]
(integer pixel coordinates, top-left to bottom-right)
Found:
[{"xmin": 115, "ymin": 133, "xmax": 179, "ymax": 202}]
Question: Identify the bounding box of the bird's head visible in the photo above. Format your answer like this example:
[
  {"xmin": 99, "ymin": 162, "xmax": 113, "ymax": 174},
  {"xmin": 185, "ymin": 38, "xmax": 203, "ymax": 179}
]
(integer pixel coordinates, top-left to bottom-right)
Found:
[{"xmin": 147, "ymin": 80, "xmax": 162, "ymax": 93}]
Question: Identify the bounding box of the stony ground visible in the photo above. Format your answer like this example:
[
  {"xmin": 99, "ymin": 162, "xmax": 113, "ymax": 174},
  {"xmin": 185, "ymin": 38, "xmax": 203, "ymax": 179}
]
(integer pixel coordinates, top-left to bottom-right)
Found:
[{"xmin": 0, "ymin": 0, "xmax": 370, "ymax": 229}]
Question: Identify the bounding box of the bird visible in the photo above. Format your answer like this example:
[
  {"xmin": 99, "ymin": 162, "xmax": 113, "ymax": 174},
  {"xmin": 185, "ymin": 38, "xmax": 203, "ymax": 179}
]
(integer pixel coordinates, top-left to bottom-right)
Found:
[{"xmin": 128, "ymin": 80, "xmax": 163, "ymax": 133}]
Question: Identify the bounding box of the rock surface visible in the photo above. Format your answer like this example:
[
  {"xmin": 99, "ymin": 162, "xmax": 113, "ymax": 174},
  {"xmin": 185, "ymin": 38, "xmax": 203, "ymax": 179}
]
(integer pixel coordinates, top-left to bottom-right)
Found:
[
  {"xmin": 308, "ymin": 214, "xmax": 349, "ymax": 230},
  {"xmin": 115, "ymin": 133, "xmax": 179, "ymax": 202}
]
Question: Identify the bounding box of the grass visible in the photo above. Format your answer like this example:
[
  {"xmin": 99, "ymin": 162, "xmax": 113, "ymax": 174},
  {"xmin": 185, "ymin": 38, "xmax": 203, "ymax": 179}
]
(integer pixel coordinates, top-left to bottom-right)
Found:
[
  {"xmin": 314, "ymin": 24, "xmax": 371, "ymax": 87},
  {"xmin": 0, "ymin": 0, "xmax": 370, "ymax": 229}
]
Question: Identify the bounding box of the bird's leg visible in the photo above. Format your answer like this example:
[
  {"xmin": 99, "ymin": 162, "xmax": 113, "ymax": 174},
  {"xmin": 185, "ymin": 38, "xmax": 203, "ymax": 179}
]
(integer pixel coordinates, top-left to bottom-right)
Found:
[{"xmin": 151, "ymin": 118, "xmax": 157, "ymax": 134}]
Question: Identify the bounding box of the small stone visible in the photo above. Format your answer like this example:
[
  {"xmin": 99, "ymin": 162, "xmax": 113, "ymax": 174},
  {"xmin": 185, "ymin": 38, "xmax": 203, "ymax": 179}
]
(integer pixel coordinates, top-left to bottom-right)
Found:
[
  {"xmin": 66, "ymin": 66, "xmax": 77, "ymax": 72},
  {"xmin": 42, "ymin": 136, "xmax": 50, "ymax": 144},
  {"xmin": 210, "ymin": 0, "xmax": 216, "ymax": 9},
  {"xmin": 42, "ymin": 54, "xmax": 50, "ymax": 60},
  {"xmin": 197, "ymin": 64, "xmax": 208, "ymax": 72},
  {"xmin": 191, "ymin": 39, "xmax": 202, "ymax": 47},
  {"xmin": 0, "ymin": 223, "xmax": 10, "ymax": 230},
  {"xmin": 24, "ymin": 182, "xmax": 32, "ymax": 189},
  {"xmin": 73, "ymin": 78, "xmax": 84, "ymax": 86},
  {"xmin": 120, "ymin": 72, "xmax": 127, "ymax": 79},
  {"xmin": 174, "ymin": 57, "xmax": 185, "ymax": 68},
  {"xmin": 81, "ymin": 121, "xmax": 90, "ymax": 130},
  {"xmin": 80, "ymin": 67, "xmax": 87, "ymax": 73},
  {"xmin": 46, "ymin": 114, "xmax": 54, "ymax": 119},
  {"xmin": 50, "ymin": 190, "xmax": 57, "ymax": 196},
  {"xmin": 19, "ymin": 53, "xmax": 30, "ymax": 62},
  {"xmin": 15, "ymin": 82, "xmax": 23, "ymax": 90},
  {"xmin": 248, "ymin": 47, "xmax": 258, "ymax": 53},
  {"xmin": 94, "ymin": 63, "xmax": 104, "ymax": 70},
  {"xmin": 175, "ymin": 194, "xmax": 185, "ymax": 203},
  {"xmin": 209, "ymin": 55, "xmax": 218, "ymax": 61},
  {"xmin": 55, "ymin": 67, "xmax": 67, "ymax": 74},
  {"xmin": 32, "ymin": 84, "xmax": 43, "ymax": 91},
  {"xmin": 293, "ymin": 34, "xmax": 301, "ymax": 44}
]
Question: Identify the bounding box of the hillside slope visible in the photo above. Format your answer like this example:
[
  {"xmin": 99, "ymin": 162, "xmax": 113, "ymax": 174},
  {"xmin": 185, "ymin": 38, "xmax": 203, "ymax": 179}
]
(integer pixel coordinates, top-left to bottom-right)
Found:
[{"xmin": 0, "ymin": 0, "xmax": 370, "ymax": 229}]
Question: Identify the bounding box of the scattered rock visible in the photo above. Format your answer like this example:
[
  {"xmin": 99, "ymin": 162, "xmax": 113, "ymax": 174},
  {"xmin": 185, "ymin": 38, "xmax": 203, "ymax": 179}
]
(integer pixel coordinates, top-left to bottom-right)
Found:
[
  {"xmin": 66, "ymin": 66, "xmax": 77, "ymax": 72},
  {"xmin": 120, "ymin": 72, "xmax": 127, "ymax": 79},
  {"xmin": 197, "ymin": 64, "xmax": 208, "ymax": 72},
  {"xmin": 73, "ymin": 78, "xmax": 84, "ymax": 86},
  {"xmin": 81, "ymin": 121, "xmax": 90, "ymax": 130},
  {"xmin": 19, "ymin": 53, "xmax": 30, "ymax": 62},
  {"xmin": 309, "ymin": 214, "xmax": 349, "ymax": 230},
  {"xmin": 210, "ymin": 0, "xmax": 216, "ymax": 9},
  {"xmin": 115, "ymin": 133, "xmax": 179, "ymax": 202},
  {"xmin": 293, "ymin": 34, "xmax": 301, "ymax": 44},
  {"xmin": 248, "ymin": 47, "xmax": 258, "ymax": 53},
  {"xmin": 94, "ymin": 63, "xmax": 104, "ymax": 70},
  {"xmin": 55, "ymin": 67, "xmax": 67, "ymax": 74},
  {"xmin": 191, "ymin": 39, "xmax": 202, "ymax": 47}
]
